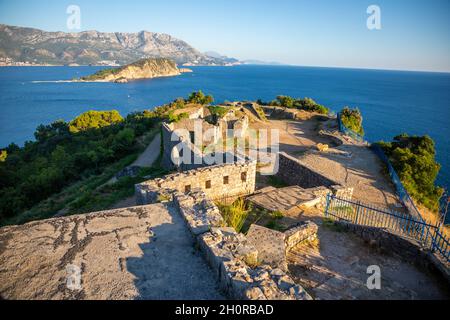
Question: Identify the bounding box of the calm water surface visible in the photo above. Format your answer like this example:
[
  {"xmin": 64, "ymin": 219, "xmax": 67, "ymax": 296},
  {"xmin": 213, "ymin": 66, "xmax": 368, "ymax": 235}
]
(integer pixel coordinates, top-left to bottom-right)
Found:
[{"xmin": 0, "ymin": 65, "xmax": 449, "ymax": 191}]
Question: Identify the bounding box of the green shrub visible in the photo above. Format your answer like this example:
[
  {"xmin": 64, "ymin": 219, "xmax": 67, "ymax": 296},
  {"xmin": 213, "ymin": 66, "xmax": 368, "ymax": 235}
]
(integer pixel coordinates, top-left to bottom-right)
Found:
[
  {"xmin": 276, "ymin": 95, "xmax": 295, "ymax": 108},
  {"xmin": 207, "ymin": 105, "xmax": 229, "ymax": 118},
  {"xmin": 218, "ymin": 198, "xmax": 250, "ymax": 233},
  {"xmin": 187, "ymin": 90, "xmax": 214, "ymax": 105},
  {"xmin": 340, "ymin": 107, "xmax": 364, "ymax": 136},
  {"xmin": 376, "ymin": 134, "xmax": 443, "ymax": 212},
  {"xmin": 268, "ymin": 96, "xmax": 329, "ymax": 114},
  {"xmin": 271, "ymin": 211, "xmax": 284, "ymax": 220},
  {"xmin": 167, "ymin": 111, "xmax": 189, "ymax": 123},
  {"xmin": 69, "ymin": 110, "xmax": 124, "ymax": 133}
]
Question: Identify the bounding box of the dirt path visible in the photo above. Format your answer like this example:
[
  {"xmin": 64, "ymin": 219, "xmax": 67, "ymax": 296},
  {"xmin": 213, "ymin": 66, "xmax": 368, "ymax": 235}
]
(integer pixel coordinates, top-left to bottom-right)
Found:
[
  {"xmin": 287, "ymin": 210, "xmax": 449, "ymax": 300},
  {"xmin": 111, "ymin": 133, "xmax": 162, "ymax": 208},
  {"xmin": 251, "ymin": 118, "xmax": 403, "ymax": 210},
  {"xmin": 132, "ymin": 133, "xmax": 161, "ymax": 167}
]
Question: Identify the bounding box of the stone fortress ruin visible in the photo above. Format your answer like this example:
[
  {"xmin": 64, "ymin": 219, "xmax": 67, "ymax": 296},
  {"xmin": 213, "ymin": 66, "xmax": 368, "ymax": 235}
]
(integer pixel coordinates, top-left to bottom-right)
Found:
[
  {"xmin": 130, "ymin": 106, "xmax": 359, "ymax": 299},
  {"xmin": 0, "ymin": 100, "xmax": 448, "ymax": 300},
  {"xmin": 161, "ymin": 104, "xmax": 249, "ymax": 171}
]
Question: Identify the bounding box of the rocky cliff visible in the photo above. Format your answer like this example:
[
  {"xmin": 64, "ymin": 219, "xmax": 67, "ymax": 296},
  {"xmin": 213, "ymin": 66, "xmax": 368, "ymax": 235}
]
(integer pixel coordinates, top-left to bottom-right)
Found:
[
  {"xmin": 80, "ymin": 58, "xmax": 188, "ymax": 82},
  {"xmin": 0, "ymin": 24, "xmax": 240, "ymax": 66}
]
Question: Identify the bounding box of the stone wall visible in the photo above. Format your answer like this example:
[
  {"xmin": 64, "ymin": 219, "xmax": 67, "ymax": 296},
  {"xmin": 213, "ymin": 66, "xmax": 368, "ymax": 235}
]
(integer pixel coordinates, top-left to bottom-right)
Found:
[
  {"xmin": 161, "ymin": 112, "xmax": 249, "ymax": 171},
  {"xmin": 276, "ymin": 152, "xmax": 339, "ymax": 188},
  {"xmin": 275, "ymin": 153, "xmax": 354, "ymax": 200},
  {"xmin": 173, "ymin": 190, "xmax": 312, "ymax": 300},
  {"xmin": 161, "ymin": 121, "xmax": 218, "ymax": 171},
  {"xmin": 246, "ymin": 221, "xmax": 319, "ymax": 271},
  {"xmin": 136, "ymin": 158, "xmax": 257, "ymax": 204}
]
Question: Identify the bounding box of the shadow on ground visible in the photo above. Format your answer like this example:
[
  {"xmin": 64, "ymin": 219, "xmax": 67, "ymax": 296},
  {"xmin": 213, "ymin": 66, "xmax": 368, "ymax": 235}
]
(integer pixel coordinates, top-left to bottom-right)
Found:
[
  {"xmin": 287, "ymin": 211, "xmax": 450, "ymax": 300},
  {"xmin": 126, "ymin": 205, "xmax": 225, "ymax": 300}
]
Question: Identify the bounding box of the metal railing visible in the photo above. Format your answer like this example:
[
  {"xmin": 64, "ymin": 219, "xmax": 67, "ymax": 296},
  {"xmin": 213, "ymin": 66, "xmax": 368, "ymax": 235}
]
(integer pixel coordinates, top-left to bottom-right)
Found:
[{"xmin": 325, "ymin": 194, "xmax": 449, "ymax": 262}]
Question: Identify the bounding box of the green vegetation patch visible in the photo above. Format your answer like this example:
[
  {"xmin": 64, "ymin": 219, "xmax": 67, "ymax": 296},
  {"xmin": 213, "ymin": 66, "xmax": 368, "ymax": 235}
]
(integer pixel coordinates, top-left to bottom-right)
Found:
[
  {"xmin": 0, "ymin": 109, "xmax": 162, "ymax": 225},
  {"xmin": 187, "ymin": 90, "xmax": 214, "ymax": 105},
  {"xmin": 217, "ymin": 198, "xmax": 252, "ymax": 233},
  {"xmin": 340, "ymin": 106, "xmax": 364, "ymax": 136},
  {"xmin": 259, "ymin": 95, "xmax": 329, "ymax": 115},
  {"xmin": 69, "ymin": 110, "xmax": 124, "ymax": 133},
  {"xmin": 80, "ymin": 67, "xmax": 122, "ymax": 81},
  {"xmin": 208, "ymin": 105, "xmax": 229, "ymax": 118},
  {"xmin": 376, "ymin": 134, "xmax": 443, "ymax": 212},
  {"xmin": 167, "ymin": 111, "xmax": 189, "ymax": 123}
]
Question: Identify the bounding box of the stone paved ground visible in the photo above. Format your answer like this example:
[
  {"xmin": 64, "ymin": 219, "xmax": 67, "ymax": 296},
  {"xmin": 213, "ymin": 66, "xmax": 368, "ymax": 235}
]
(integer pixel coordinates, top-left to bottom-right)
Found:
[
  {"xmin": 286, "ymin": 209, "xmax": 450, "ymax": 300},
  {"xmin": 247, "ymin": 186, "xmax": 317, "ymax": 214},
  {"xmin": 0, "ymin": 204, "xmax": 224, "ymax": 300}
]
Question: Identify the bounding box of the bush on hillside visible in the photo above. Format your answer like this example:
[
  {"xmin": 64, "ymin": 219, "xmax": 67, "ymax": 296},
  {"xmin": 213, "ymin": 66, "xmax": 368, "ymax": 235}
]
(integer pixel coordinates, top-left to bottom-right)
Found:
[
  {"xmin": 187, "ymin": 90, "xmax": 214, "ymax": 105},
  {"xmin": 376, "ymin": 134, "xmax": 443, "ymax": 212},
  {"xmin": 69, "ymin": 110, "xmax": 124, "ymax": 133},
  {"xmin": 0, "ymin": 108, "xmax": 161, "ymax": 224},
  {"xmin": 340, "ymin": 107, "xmax": 364, "ymax": 136}
]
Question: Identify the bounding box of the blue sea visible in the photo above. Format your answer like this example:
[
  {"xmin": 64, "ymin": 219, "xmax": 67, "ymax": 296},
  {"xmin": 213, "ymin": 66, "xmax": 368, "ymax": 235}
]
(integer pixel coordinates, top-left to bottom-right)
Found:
[{"xmin": 0, "ymin": 65, "xmax": 449, "ymax": 192}]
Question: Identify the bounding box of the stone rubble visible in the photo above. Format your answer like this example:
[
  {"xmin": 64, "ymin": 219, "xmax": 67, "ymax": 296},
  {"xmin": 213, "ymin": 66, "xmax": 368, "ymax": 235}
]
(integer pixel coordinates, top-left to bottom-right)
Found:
[{"xmin": 173, "ymin": 189, "xmax": 313, "ymax": 300}]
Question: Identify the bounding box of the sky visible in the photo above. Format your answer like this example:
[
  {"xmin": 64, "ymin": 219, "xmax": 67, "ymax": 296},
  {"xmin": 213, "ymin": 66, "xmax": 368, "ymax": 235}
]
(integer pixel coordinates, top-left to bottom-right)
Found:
[{"xmin": 0, "ymin": 0, "xmax": 449, "ymax": 72}]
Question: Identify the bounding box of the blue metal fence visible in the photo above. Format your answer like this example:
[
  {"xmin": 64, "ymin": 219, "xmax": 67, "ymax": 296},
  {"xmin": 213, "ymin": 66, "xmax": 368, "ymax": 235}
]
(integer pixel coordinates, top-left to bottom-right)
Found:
[{"xmin": 325, "ymin": 194, "xmax": 450, "ymax": 263}]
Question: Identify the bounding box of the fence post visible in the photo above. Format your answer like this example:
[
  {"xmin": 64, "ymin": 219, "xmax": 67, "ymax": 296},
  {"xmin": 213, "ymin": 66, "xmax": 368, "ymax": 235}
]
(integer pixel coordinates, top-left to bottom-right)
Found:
[
  {"xmin": 430, "ymin": 223, "xmax": 439, "ymax": 253},
  {"xmin": 354, "ymin": 200, "xmax": 360, "ymax": 225},
  {"xmin": 324, "ymin": 193, "xmax": 331, "ymax": 218}
]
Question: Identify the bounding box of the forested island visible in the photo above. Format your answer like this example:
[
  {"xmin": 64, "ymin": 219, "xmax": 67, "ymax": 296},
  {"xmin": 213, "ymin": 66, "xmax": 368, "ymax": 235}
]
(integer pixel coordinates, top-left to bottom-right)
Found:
[{"xmin": 78, "ymin": 58, "xmax": 191, "ymax": 83}]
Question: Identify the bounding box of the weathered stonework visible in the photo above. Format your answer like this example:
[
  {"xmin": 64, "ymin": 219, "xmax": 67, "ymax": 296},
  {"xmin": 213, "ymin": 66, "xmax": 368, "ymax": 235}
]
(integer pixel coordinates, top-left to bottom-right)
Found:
[
  {"xmin": 246, "ymin": 225, "xmax": 287, "ymax": 270},
  {"xmin": 276, "ymin": 152, "xmax": 338, "ymax": 188},
  {"xmin": 173, "ymin": 191, "xmax": 224, "ymax": 236},
  {"xmin": 246, "ymin": 221, "xmax": 319, "ymax": 270},
  {"xmin": 275, "ymin": 152, "xmax": 353, "ymax": 199},
  {"xmin": 284, "ymin": 221, "xmax": 318, "ymax": 252},
  {"xmin": 136, "ymin": 157, "xmax": 257, "ymax": 204},
  {"xmin": 161, "ymin": 107, "xmax": 250, "ymax": 171},
  {"xmin": 173, "ymin": 189, "xmax": 313, "ymax": 300}
]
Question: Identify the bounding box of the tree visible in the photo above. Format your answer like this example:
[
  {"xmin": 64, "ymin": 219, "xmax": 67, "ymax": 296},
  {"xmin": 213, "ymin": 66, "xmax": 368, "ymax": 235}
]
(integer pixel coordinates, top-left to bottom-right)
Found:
[
  {"xmin": 276, "ymin": 95, "xmax": 295, "ymax": 108},
  {"xmin": 172, "ymin": 98, "xmax": 186, "ymax": 109},
  {"xmin": 187, "ymin": 90, "xmax": 214, "ymax": 105},
  {"xmin": 113, "ymin": 128, "xmax": 135, "ymax": 153},
  {"xmin": 34, "ymin": 120, "xmax": 70, "ymax": 142},
  {"xmin": 69, "ymin": 110, "xmax": 123, "ymax": 133},
  {"xmin": 377, "ymin": 134, "xmax": 443, "ymax": 212},
  {"xmin": 340, "ymin": 107, "xmax": 364, "ymax": 136}
]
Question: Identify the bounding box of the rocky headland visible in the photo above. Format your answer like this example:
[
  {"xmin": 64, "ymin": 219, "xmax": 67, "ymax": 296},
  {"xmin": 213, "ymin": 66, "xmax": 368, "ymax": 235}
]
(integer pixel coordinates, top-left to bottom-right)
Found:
[{"xmin": 78, "ymin": 58, "xmax": 192, "ymax": 83}]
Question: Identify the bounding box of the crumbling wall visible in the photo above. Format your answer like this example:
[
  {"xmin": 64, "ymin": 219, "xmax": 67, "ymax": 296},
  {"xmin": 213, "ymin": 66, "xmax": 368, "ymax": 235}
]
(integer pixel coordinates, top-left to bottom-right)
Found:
[
  {"xmin": 245, "ymin": 221, "xmax": 318, "ymax": 271},
  {"xmin": 172, "ymin": 190, "xmax": 312, "ymax": 300},
  {"xmin": 161, "ymin": 112, "xmax": 249, "ymax": 171},
  {"xmin": 136, "ymin": 158, "xmax": 257, "ymax": 204}
]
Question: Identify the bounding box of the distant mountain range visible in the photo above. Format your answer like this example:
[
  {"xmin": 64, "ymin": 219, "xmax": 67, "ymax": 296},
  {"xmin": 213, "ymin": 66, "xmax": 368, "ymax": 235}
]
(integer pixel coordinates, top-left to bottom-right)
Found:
[{"xmin": 0, "ymin": 24, "xmax": 241, "ymax": 66}]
